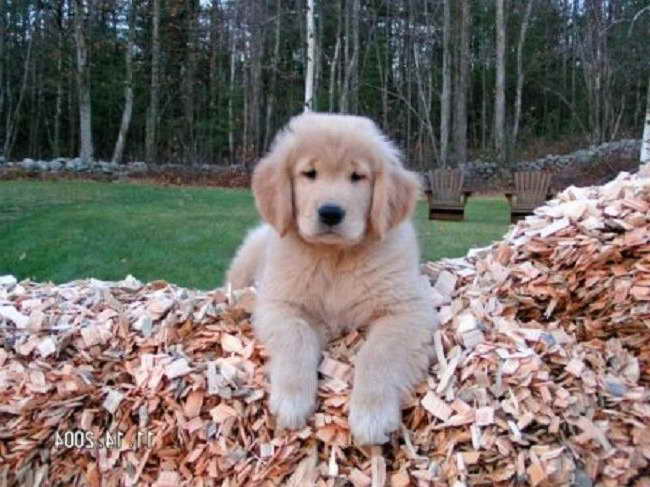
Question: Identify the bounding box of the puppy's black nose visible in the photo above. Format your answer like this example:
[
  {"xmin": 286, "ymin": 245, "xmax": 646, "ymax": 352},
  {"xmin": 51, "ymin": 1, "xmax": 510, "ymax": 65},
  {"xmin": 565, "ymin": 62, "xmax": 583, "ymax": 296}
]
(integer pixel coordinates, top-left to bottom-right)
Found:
[{"xmin": 318, "ymin": 204, "xmax": 345, "ymax": 226}]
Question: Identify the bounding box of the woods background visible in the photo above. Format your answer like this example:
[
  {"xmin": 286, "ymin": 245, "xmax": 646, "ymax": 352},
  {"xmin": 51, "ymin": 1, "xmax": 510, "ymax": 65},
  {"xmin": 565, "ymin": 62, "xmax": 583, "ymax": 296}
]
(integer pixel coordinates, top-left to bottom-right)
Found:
[{"xmin": 1, "ymin": 0, "xmax": 649, "ymax": 169}]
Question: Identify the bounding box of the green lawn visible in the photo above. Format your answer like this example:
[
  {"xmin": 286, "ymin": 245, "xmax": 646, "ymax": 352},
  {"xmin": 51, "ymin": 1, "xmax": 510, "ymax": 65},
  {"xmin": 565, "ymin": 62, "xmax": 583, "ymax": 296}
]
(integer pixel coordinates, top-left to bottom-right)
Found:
[{"xmin": 0, "ymin": 180, "xmax": 510, "ymax": 290}]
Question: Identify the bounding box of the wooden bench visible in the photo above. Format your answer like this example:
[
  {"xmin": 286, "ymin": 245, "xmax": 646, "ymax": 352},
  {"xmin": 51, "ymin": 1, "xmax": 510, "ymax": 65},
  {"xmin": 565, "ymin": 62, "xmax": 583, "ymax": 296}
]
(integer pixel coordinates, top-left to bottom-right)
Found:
[
  {"xmin": 505, "ymin": 171, "xmax": 554, "ymax": 223},
  {"xmin": 423, "ymin": 169, "xmax": 473, "ymax": 221}
]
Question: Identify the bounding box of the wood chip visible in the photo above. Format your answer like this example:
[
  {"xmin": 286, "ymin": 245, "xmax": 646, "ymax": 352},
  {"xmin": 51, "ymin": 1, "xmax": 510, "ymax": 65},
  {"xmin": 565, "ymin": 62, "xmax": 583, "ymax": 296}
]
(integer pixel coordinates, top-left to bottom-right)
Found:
[
  {"xmin": 421, "ymin": 391, "xmax": 452, "ymax": 421},
  {"xmin": 165, "ymin": 358, "xmax": 192, "ymax": 379},
  {"xmin": 102, "ymin": 389, "xmax": 124, "ymax": 414}
]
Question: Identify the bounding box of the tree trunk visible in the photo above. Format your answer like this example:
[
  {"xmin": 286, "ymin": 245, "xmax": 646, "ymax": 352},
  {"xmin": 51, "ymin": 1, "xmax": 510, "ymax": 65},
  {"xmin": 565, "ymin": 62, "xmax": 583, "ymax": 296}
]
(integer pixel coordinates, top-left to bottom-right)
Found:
[
  {"xmin": 440, "ymin": 0, "xmax": 452, "ymax": 168},
  {"xmin": 339, "ymin": 0, "xmax": 350, "ymax": 112},
  {"xmin": 53, "ymin": 24, "xmax": 64, "ymax": 157},
  {"xmin": 3, "ymin": 17, "xmax": 33, "ymax": 160},
  {"xmin": 641, "ymin": 76, "xmax": 650, "ymax": 163},
  {"xmin": 145, "ymin": 0, "xmax": 160, "ymax": 164},
  {"xmin": 304, "ymin": 0, "xmax": 315, "ymax": 111},
  {"xmin": 453, "ymin": 0, "xmax": 471, "ymax": 166},
  {"xmin": 111, "ymin": 0, "xmax": 135, "ymax": 164},
  {"xmin": 512, "ymin": 0, "xmax": 534, "ymax": 149},
  {"xmin": 328, "ymin": 0, "xmax": 342, "ymax": 112},
  {"xmin": 29, "ymin": 39, "xmax": 40, "ymax": 157},
  {"xmin": 494, "ymin": 0, "xmax": 506, "ymax": 165},
  {"xmin": 412, "ymin": 42, "xmax": 438, "ymax": 164},
  {"xmin": 73, "ymin": 0, "xmax": 94, "ymax": 165},
  {"xmin": 0, "ymin": 0, "xmax": 4, "ymax": 125},
  {"xmin": 264, "ymin": 0, "xmax": 280, "ymax": 149},
  {"xmin": 249, "ymin": 28, "xmax": 262, "ymax": 157},
  {"xmin": 208, "ymin": 0, "xmax": 220, "ymax": 161},
  {"xmin": 68, "ymin": 70, "xmax": 76, "ymax": 155},
  {"xmin": 183, "ymin": 0, "xmax": 197, "ymax": 162},
  {"xmin": 350, "ymin": 0, "xmax": 360, "ymax": 113},
  {"xmin": 228, "ymin": 22, "xmax": 236, "ymax": 164},
  {"xmin": 481, "ymin": 59, "xmax": 488, "ymax": 150}
]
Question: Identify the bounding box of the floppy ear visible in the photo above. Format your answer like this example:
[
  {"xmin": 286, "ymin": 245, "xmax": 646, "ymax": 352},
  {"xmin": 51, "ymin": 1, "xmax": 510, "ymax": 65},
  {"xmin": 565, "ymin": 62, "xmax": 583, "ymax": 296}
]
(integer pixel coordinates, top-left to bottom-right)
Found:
[
  {"xmin": 251, "ymin": 135, "xmax": 294, "ymax": 237},
  {"xmin": 369, "ymin": 165, "xmax": 420, "ymax": 239}
]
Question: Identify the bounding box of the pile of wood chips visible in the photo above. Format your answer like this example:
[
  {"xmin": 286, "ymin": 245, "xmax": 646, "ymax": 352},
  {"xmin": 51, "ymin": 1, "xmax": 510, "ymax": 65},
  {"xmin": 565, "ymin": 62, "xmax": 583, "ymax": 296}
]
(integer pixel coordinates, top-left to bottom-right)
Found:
[{"xmin": 1, "ymin": 168, "xmax": 650, "ymax": 487}]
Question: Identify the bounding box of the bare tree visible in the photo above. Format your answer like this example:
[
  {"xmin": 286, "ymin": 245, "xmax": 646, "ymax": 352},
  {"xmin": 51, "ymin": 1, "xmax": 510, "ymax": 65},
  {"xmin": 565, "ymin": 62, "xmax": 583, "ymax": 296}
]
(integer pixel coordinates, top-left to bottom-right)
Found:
[
  {"xmin": 439, "ymin": 0, "xmax": 452, "ymax": 167},
  {"xmin": 182, "ymin": 0, "xmax": 198, "ymax": 161},
  {"xmin": 494, "ymin": 0, "xmax": 506, "ymax": 165},
  {"xmin": 264, "ymin": 0, "xmax": 281, "ymax": 148},
  {"xmin": 73, "ymin": 0, "xmax": 94, "ymax": 164},
  {"xmin": 340, "ymin": 0, "xmax": 359, "ymax": 113},
  {"xmin": 3, "ymin": 11, "xmax": 34, "ymax": 160},
  {"xmin": 145, "ymin": 0, "xmax": 160, "ymax": 164},
  {"xmin": 111, "ymin": 0, "xmax": 136, "ymax": 164},
  {"xmin": 453, "ymin": 0, "xmax": 471, "ymax": 166},
  {"xmin": 0, "ymin": 0, "xmax": 6, "ymax": 136},
  {"xmin": 208, "ymin": 0, "xmax": 220, "ymax": 160},
  {"xmin": 642, "ymin": 77, "xmax": 650, "ymax": 163},
  {"xmin": 349, "ymin": 0, "xmax": 360, "ymax": 113},
  {"xmin": 228, "ymin": 15, "xmax": 236, "ymax": 164},
  {"xmin": 328, "ymin": 0, "xmax": 342, "ymax": 112},
  {"xmin": 52, "ymin": 5, "xmax": 65, "ymax": 157},
  {"xmin": 512, "ymin": 0, "xmax": 535, "ymax": 149},
  {"xmin": 304, "ymin": 0, "xmax": 315, "ymax": 111}
]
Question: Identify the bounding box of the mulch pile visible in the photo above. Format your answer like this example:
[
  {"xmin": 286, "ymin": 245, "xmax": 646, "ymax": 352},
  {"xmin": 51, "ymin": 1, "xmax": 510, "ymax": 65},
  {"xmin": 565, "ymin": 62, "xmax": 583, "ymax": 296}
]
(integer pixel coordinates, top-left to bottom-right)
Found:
[{"xmin": 1, "ymin": 167, "xmax": 650, "ymax": 486}]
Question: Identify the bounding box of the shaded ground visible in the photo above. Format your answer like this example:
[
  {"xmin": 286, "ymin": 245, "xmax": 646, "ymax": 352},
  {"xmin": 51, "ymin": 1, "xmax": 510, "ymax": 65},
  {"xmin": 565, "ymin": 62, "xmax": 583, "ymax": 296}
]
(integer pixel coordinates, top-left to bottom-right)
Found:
[{"xmin": 0, "ymin": 180, "xmax": 510, "ymax": 289}]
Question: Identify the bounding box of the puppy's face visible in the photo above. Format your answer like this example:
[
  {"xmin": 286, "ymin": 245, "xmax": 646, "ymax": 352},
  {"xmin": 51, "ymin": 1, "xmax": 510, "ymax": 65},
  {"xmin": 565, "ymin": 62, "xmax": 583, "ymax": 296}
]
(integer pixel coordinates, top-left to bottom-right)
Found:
[
  {"xmin": 292, "ymin": 154, "xmax": 372, "ymax": 246},
  {"xmin": 252, "ymin": 113, "xmax": 420, "ymax": 246}
]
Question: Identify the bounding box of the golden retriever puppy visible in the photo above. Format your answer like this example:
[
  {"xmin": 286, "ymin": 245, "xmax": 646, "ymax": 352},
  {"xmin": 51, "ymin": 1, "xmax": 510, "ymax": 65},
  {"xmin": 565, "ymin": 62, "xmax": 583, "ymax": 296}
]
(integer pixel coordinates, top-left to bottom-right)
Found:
[{"xmin": 226, "ymin": 112, "xmax": 438, "ymax": 445}]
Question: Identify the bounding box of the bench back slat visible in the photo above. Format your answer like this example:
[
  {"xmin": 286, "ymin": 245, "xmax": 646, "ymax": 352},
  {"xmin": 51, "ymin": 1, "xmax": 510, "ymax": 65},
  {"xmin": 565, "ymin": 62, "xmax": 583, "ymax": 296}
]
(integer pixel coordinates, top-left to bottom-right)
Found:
[
  {"xmin": 428, "ymin": 168, "xmax": 464, "ymax": 201},
  {"xmin": 513, "ymin": 171, "xmax": 552, "ymax": 205}
]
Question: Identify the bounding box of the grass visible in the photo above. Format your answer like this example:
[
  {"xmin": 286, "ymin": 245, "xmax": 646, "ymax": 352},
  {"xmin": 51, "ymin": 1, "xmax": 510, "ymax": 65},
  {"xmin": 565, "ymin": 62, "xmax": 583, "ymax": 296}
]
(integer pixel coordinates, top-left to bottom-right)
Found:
[{"xmin": 0, "ymin": 180, "xmax": 510, "ymax": 290}]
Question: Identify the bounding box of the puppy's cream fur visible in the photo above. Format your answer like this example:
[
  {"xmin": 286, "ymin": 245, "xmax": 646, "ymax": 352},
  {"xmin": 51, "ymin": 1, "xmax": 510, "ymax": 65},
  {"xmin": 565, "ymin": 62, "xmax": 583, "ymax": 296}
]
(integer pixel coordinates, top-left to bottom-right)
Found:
[{"xmin": 226, "ymin": 112, "xmax": 438, "ymax": 444}]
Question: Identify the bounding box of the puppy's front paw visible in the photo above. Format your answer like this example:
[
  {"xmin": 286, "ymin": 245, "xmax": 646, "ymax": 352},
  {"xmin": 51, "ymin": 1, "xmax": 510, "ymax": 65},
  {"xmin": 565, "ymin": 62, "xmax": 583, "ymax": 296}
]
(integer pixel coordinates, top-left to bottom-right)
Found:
[
  {"xmin": 270, "ymin": 378, "xmax": 316, "ymax": 430},
  {"xmin": 349, "ymin": 389, "xmax": 401, "ymax": 445}
]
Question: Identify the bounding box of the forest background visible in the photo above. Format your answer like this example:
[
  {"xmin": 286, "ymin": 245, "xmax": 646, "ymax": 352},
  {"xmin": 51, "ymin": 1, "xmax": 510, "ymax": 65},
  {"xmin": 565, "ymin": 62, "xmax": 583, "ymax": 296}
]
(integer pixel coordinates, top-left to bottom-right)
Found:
[{"xmin": 1, "ymin": 0, "xmax": 649, "ymax": 171}]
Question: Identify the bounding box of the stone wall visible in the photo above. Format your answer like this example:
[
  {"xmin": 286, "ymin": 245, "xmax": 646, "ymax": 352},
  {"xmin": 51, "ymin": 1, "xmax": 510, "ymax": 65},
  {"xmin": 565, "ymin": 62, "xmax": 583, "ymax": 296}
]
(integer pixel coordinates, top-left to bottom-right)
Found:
[
  {"xmin": 0, "ymin": 139, "xmax": 642, "ymax": 189},
  {"xmin": 0, "ymin": 157, "xmax": 245, "ymax": 178},
  {"xmin": 460, "ymin": 139, "xmax": 641, "ymax": 188}
]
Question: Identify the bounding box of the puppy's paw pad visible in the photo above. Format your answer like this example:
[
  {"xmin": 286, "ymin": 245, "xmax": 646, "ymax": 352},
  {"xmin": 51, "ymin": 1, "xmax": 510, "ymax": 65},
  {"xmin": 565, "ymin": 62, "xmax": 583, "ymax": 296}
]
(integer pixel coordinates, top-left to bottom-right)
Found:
[
  {"xmin": 349, "ymin": 393, "xmax": 400, "ymax": 445},
  {"xmin": 270, "ymin": 389, "xmax": 315, "ymax": 430}
]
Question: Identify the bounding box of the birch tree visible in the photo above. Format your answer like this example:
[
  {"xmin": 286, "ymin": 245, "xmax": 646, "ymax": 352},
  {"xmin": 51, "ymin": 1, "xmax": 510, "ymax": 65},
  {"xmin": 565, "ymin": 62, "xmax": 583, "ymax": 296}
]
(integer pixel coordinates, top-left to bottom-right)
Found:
[
  {"xmin": 111, "ymin": 0, "xmax": 136, "ymax": 164},
  {"xmin": 494, "ymin": 0, "xmax": 507, "ymax": 165},
  {"xmin": 304, "ymin": 0, "xmax": 315, "ymax": 111},
  {"xmin": 642, "ymin": 78, "xmax": 650, "ymax": 163},
  {"xmin": 73, "ymin": 0, "xmax": 94, "ymax": 164},
  {"xmin": 145, "ymin": 0, "xmax": 161, "ymax": 164}
]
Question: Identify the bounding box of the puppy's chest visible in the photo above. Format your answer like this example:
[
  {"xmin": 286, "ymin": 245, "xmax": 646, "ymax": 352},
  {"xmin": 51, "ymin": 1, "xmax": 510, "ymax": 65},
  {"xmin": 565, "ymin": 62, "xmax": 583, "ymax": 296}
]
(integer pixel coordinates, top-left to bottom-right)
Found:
[{"xmin": 300, "ymin": 260, "xmax": 379, "ymax": 333}]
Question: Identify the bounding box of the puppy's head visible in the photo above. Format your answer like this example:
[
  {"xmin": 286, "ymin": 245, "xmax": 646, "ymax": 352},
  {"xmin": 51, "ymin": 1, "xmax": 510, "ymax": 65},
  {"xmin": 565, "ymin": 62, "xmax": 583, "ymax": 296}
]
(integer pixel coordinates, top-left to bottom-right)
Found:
[{"xmin": 252, "ymin": 112, "xmax": 420, "ymax": 246}]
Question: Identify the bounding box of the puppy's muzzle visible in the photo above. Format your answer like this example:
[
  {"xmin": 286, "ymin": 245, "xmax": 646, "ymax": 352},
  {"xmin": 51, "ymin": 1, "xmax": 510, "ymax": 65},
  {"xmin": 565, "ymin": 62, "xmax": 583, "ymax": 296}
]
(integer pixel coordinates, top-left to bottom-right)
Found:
[{"xmin": 318, "ymin": 204, "xmax": 345, "ymax": 226}]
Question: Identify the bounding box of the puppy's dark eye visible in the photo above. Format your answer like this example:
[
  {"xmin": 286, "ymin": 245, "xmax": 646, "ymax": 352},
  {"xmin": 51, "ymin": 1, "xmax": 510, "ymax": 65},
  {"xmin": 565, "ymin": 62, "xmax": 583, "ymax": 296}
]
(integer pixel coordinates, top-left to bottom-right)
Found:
[
  {"xmin": 350, "ymin": 172, "xmax": 365, "ymax": 182},
  {"xmin": 303, "ymin": 169, "xmax": 317, "ymax": 180}
]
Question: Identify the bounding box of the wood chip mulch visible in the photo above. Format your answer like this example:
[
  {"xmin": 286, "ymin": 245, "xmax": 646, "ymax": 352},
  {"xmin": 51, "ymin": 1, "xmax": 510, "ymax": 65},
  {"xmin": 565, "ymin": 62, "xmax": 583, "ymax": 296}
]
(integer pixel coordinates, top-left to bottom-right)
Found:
[{"xmin": 1, "ymin": 167, "xmax": 650, "ymax": 486}]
